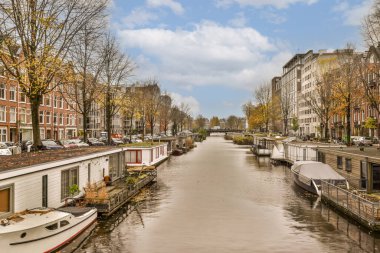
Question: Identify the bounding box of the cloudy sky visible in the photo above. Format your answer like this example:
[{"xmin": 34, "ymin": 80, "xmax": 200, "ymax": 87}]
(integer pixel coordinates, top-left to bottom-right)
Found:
[{"xmin": 109, "ymin": 0, "xmax": 373, "ymax": 118}]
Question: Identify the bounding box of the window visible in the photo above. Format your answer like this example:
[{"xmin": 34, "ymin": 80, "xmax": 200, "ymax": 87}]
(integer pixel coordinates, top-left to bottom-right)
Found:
[
  {"xmin": 9, "ymin": 108, "xmax": 16, "ymax": 123},
  {"xmin": 53, "ymin": 96, "xmax": 57, "ymax": 108},
  {"xmin": 19, "ymin": 108, "xmax": 26, "ymax": 123},
  {"xmin": 9, "ymin": 87, "xmax": 15, "ymax": 101},
  {"xmin": 60, "ymin": 220, "xmax": 70, "ymax": 228},
  {"xmin": 59, "ymin": 113, "xmax": 63, "ymax": 125},
  {"xmin": 156, "ymin": 147, "xmax": 159, "ymax": 159},
  {"xmin": 40, "ymin": 129, "xmax": 45, "ymax": 140},
  {"xmin": 345, "ymin": 158, "xmax": 352, "ymax": 173},
  {"xmin": 46, "ymin": 223, "xmax": 58, "ymax": 231},
  {"xmin": 109, "ymin": 153, "xmax": 123, "ymax": 179},
  {"xmin": 125, "ymin": 150, "xmax": 142, "ymax": 163},
  {"xmin": 46, "ymin": 111, "xmax": 51, "ymax": 124},
  {"xmin": 53, "ymin": 113, "xmax": 57, "ymax": 125},
  {"xmin": 39, "ymin": 111, "xmax": 44, "ymax": 124},
  {"xmin": 88, "ymin": 164, "xmax": 91, "ymax": 183},
  {"xmin": 61, "ymin": 167, "xmax": 79, "ymax": 200},
  {"xmin": 317, "ymin": 151, "xmax": 325, "ymax": 163},
  {"xmin": 45, "ymin": 95, "xmax": 50, "ymax": 106},
  {"xmin": 337, "ymin": 156, "xmax": 343, "ymax": 169},
  {"xmin": 0, "ymin": 128, "xmax": 6, "ymax": 142},
  {"xmin": 360, "ymin": 161, "xmax": 367, "ymax": 189},
  {"xmin": 0, "ymin": 106, "xmax": 5, "ymax": 122},
  {"xmin": 20, "ymin": 92, "xmax": 26, "ymax": 102},
  {"xmin": 0, "ymin": 84, "xmax": 5, "ymax": 99},
  {"xmin": 0, "ymin": 184, "xmax": 14, "ymax": 218},
  {"xmin": 59, "ymin": 97, "xmax": 63, "ymax": 108}
]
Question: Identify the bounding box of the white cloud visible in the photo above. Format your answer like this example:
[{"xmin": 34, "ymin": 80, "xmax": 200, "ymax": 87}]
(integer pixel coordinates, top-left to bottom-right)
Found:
[
  {"xmin": 118, "ymin": 21, "xmax": 292, "ymax": 91},
  {"xmin": 170, "ymin": 92, "xmax": 200, "ymax": 115},
  {"xmin": 147, "ymin": 0, "xmax": 184, "ymax": 15},
  {"xmin": 122, "ymin": 8, "xmax": 158, "ymax": 28},
  {"xmin": 215, "ymin": 0, "xmax": 318, "ymax": 9},
  {"xmin": 228, "ymin": 12, "xmax": 248, "ymax": 27},
  {"xmin": 334, "ymin": 0, "xmax": 373, "ymax": 26}
]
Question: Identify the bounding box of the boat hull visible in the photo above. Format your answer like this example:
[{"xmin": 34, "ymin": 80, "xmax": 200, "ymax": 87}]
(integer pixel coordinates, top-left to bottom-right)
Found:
[
  {"xmin": 1, "ymin": 209, "xmax": 97, "ymax": 253},
  {"xmin": 291, "ymin": 170, "xmax": 319, "ymax": 195}
]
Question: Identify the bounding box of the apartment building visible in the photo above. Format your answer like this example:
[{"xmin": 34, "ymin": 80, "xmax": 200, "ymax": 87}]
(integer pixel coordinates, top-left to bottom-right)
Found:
[
  {"xmin": 298, "ymin": 50, "xmax": 320, "ymax": 137},
  {"xmin": 0, "ymin": 71, "xmax": 78, "ymax": 142},
  {"xmin": 281, "ymin": 53, "xmax": 305, "ymax": 134}
]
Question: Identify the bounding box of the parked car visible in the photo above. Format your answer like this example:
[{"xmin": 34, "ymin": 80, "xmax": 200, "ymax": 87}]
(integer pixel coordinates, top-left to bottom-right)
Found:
[
  {"xmin": 58, "ymin": 140, "xmax": 79, "ymax": 148},
  {"xmin": 353, "ymin": 136, "xmax": 373, "ymax": 146},
  {"xmin": 87, "ymin": 138, "xmax": 105, "ymax": 146},
  {"xmin": 0, "ymin": 142, "xmax": 12, "ymax": 155},
  {"xmin": 70, "ymin": 139, "xmax": 90, "ymax": 147},
  {"xmin": 111, "ymin": 138, "xmax": 124, "ymax": 146},
  {"xmin": 41, "ymin": 139, "xmax": 64, "ymax": 150}
]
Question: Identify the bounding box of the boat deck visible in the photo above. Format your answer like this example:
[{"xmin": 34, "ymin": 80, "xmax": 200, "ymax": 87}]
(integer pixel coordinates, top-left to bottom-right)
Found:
[{"xmin": 85, "ymin": 169, "xmax": 157, "ymax": 217}]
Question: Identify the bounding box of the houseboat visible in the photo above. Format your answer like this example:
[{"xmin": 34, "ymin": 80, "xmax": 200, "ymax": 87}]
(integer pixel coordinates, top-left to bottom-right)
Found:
[
  {"xmin": 124, "ymin": 142, "xmax": 168, "ymax": 167},
  {"xmin": 0, "ymin": 207, "xmax": 96, "ymax": 253},
  {"xmin": 291, "ymin": 161, "xmax": 348, "ymax": 196},
  {"xmin": 272, "ymin": 140, "xmax": 345, "ymax": 164}
]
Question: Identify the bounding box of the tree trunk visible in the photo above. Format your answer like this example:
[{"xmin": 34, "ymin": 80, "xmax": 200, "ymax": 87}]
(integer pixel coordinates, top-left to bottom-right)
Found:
[
  {"xmin": 129, "ymin": 112, "xmax": 134, "ymax": 141},
  {"xmin": 30, "ymin": 96, "xmax": 42, "ymax": 148},
  {"xmin": 106, "ymin": 91, "xmax": 112, "ymax": 145},
  {"xmin": 346, "ymin": 101, "xmax": 351, "ymax": 146},
  {"xmin": 82, "ymin": 110, "xmax": 88, "ymax": 143}
]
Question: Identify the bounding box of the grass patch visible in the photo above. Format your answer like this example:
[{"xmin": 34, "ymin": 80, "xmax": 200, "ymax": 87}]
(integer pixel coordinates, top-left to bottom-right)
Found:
[{"xmin": 122, "ymin": 142, "xmax": 162, "ymax": 148}]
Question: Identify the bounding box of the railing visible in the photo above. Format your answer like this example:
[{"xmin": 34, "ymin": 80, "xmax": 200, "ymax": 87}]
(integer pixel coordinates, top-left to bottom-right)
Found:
[
  {"xmin": 321, "ymin": 180, "xmax": 380, "ymax": 227},
  {"xmin": 86, "ymin": 173, "xmax": 156, "ymax": 215}
]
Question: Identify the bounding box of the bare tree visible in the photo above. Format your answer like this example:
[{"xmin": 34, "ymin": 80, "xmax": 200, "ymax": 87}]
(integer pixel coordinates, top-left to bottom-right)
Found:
[
  {"xmin": 303, "ymin": 56, "xmax": 337, "ymax": 139},
  {"xmin": 179, "ymin": 102, "xmax": 190, "ymax": 132},
  {"xmin": 59, "ymin": 26, "xmax": 105, "ymax": 142},
  {"xmin": 333, "ymin": 46, "xmax": 363, "ymax": 145},
  {"xmin": 254, "ymin": 83, "xmax": 272, "ymax": 132},
  {"xmin": 159, "ymin": 93, "xmax": 172, "ymax": 135},
  {"xmin": 144, "ymin": 79, "xmax": 161, "ymax": 137},
  {"xmin": 170, "ymin": 105, "xmax": 181, "ymax": 136},
  {"xmin": 0, "ymin": 0, "xmax": 107, "ymax": 147},
  {"xmin": 101, "ymin": 34, "xmax": 134, "ymax": 144},
  {"xmin": 362, "ymin": 0, "xmax": 380, "ymax": 46},
  {"xmin": 280, "ymin": 84, "xmax": 292, "ymax": 135}
]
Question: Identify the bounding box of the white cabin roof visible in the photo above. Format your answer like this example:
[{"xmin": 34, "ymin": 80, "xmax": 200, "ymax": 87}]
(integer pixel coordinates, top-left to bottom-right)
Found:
[
  {"xmin": 0, "ymin": 210, "xmax": 69, "ymax": 233},
  {"xmin": 293, "ymin": 161, "xmax": 346, "ymax": 180}
]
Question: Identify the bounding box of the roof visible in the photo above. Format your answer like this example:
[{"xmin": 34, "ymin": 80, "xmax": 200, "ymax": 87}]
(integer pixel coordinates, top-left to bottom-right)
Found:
[
  {"xmin": 293, "ymin": 161, "xmax": 345, "ymax": 180},
  {"xmin": 317, "ymin": 146, "xmax": 380, "ymax": 161},
  {"xmin": 0, "ymin": 146, "xmax": 117, "ymax": 173}
]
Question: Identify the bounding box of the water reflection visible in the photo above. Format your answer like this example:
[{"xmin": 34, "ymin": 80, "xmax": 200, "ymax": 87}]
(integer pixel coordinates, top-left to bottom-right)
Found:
[{"xmin": 78, "ymin": 137, "xmax": 380, "ymax": 253}]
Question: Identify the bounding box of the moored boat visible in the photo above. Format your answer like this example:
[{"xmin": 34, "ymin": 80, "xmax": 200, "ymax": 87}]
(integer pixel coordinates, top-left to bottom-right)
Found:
[
  {"xmin": 0, "ymin": 207, "xmax": 97, "ymax": 253},
  {"xmin": 291, "ymin": 161, "xmax": 349, "ymax": 196}
]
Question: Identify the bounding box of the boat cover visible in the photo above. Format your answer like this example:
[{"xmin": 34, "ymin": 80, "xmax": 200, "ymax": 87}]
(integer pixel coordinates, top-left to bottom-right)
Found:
[{"xmin": 292, "ymin": 161, "xmax": 346, "ymax": 180}]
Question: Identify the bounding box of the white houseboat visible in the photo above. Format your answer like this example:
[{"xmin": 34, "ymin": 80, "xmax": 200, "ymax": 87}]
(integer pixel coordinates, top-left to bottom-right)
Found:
[
  {"xmin": 124, "ymin": 143, "xmax": 168, "ymax": 167},
  {"xmin": 0, "ymin": 207, "xmax": 97, "ymax": 253},
  {"xmin": 271, "ymin": 141, "xmax": 345, "ymax": 164}
]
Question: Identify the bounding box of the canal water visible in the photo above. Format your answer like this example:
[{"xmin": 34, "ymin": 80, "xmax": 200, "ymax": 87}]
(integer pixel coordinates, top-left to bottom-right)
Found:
[{"xmin": 79, "ymin": 136, "xmax": 380, "ymax": 253}]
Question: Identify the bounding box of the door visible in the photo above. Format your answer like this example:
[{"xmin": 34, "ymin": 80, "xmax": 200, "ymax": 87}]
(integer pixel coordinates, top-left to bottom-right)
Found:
[
  {"xmin": 372, "ymin": 164, "xmax": 380, "ymax": 191},
  {"xmin": 42, "ymin": 175, "xmax": 48, "ymax": 207}
]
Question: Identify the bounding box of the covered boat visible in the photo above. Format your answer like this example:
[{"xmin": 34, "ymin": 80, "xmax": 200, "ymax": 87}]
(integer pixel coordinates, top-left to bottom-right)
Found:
[
  {"xmin": 0, "ymin": 207, "xmax": 97, "ymax": 253},
  {"xmin": 291, "ymin": 161, "xmax": 349, "ymax": 196}
]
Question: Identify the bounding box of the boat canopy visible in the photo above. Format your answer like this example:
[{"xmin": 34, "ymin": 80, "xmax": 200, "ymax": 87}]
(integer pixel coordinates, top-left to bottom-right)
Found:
[{"xmin": 292, "ymin": 161, "xmax": 346, "ymax": 180}]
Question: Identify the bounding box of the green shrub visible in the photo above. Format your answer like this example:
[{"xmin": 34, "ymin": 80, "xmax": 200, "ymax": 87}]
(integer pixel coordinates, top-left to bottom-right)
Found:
[{"xmin": 232, "ymin": 136, "xmax": 253, "ymax": 145}]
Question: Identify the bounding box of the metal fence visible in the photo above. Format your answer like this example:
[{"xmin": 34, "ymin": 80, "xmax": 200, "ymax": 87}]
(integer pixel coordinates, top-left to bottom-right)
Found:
[{"xmin": 321, "ymin": 180, "xmax": 380, "ymax": 227}]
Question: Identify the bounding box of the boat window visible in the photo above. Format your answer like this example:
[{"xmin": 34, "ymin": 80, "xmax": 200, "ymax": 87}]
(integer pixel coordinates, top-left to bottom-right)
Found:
[
  {"xmin": 345, "ymin": 158, "xmax": 352, "ymax": 173},
  {"xmin": 337, "ymin": 156, "xmax": 343, "ymax": 169},
  {"xmin": 46, "ymin": 223, "xmax": 58, "ymax": 230},
  {"xmin": 20, "ymin": 232, "xmax": 27, "ymax": 238},
  {"xmin": 60, "ymin": 220, "xmax": 70, "ymax": 227}
]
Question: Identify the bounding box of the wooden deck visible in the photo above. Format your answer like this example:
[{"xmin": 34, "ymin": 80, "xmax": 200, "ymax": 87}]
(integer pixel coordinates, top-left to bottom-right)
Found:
[
  {"xmin": 85, "ymin": 170, "xmax": 157, "ymax": 217},
  {"xmin": 321, "ymin": 180, "xmax": 380, "ymax": 230}
]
